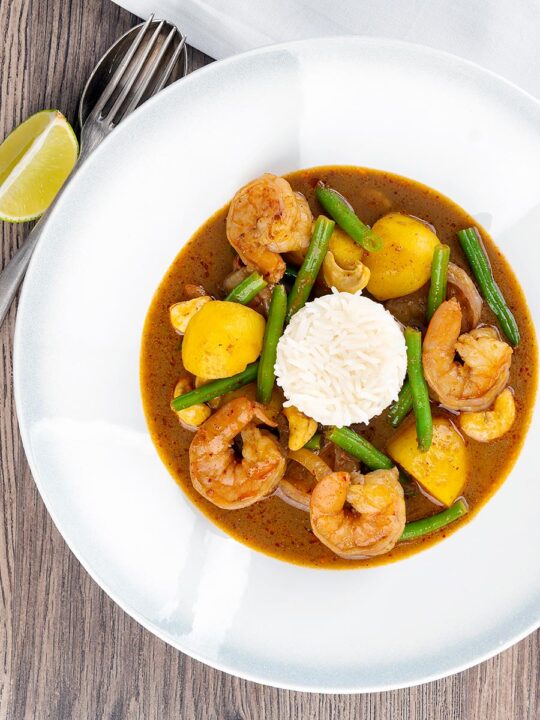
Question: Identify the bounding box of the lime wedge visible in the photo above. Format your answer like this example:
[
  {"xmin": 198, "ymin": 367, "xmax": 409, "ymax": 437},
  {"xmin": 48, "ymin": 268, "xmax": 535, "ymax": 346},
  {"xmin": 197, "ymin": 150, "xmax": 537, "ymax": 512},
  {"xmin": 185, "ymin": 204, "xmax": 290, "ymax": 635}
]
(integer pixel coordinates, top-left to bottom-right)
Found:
[{"xmin": 0, "ymin": 110, "xmax": 78, "ymax": 223}]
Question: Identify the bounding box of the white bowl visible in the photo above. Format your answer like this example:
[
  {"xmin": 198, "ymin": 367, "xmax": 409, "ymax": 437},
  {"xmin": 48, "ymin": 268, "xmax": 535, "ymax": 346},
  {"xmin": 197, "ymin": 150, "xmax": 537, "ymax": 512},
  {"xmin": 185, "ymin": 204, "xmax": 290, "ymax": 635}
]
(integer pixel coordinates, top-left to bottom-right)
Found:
[{"xmin": 14, "ymin": 38, "xmax": 540, "ymax": 692}]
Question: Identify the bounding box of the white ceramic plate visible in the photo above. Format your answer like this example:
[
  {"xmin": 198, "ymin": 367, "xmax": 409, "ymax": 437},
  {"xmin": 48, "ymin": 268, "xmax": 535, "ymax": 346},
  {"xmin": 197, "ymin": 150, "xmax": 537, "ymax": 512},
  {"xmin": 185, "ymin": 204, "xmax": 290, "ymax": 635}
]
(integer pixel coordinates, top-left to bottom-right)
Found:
[{"xmin": 14, "ymin": 38, "xmax": 540, "ymax": 693}]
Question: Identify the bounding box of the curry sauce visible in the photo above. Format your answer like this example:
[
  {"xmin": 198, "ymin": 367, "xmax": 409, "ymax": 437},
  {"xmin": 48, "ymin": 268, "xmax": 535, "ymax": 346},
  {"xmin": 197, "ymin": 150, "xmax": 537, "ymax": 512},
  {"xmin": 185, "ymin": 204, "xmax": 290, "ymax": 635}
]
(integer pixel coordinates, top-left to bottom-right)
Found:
[{"xmin": 140, "ymin": 166, "xmax": 537, "ymax": 569}]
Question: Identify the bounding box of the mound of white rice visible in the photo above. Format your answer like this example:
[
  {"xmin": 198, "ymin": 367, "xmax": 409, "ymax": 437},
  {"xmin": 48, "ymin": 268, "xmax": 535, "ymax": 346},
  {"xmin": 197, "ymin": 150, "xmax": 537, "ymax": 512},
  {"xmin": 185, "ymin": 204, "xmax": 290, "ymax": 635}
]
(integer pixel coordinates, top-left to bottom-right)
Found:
[{"xmin": 275, "ymin": 292, "xmax": 407, "ymax": 427}]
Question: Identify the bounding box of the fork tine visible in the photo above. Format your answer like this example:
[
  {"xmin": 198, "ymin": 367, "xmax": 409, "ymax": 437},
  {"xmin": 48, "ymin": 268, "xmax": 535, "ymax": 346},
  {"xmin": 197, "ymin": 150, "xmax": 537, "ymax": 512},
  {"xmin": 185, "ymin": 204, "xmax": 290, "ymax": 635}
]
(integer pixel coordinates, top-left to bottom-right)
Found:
[
  {"xmin": 104, "ymin": 20, "xmax": 165, "ymax": 124},
  {"xmin": 154, "ymin": 33, "xmax": 187, "ymax": 93},
  {"xmin": 121, "ymin": 25, "xmax": 178, "ymax": 117},
  {"xmin": 91, "ymin": 15, "xmax": 154, "ymax": 120}
]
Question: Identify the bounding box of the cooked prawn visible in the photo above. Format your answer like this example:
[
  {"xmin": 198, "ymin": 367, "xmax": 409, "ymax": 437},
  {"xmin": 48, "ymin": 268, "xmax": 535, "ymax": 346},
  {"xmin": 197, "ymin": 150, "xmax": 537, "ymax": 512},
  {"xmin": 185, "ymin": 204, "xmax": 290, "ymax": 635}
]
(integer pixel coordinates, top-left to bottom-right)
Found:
[
  {"xmin": 310, "ymin": 468, "xmax": 405, "ymax": 558},
  {"xmin": 226, "ymin": 173, "xmax": 313, "ymax": 283},
  {"xmin": 189, "ymin": 397, "xmax": 286, "ymax": 509},
  {"xmin": 459, "ymin": 387, "xmax": 516, "ymax": 442},
  {"xmin": 423, "ymin": 298, "xmax": 512, "ymax": 412}
]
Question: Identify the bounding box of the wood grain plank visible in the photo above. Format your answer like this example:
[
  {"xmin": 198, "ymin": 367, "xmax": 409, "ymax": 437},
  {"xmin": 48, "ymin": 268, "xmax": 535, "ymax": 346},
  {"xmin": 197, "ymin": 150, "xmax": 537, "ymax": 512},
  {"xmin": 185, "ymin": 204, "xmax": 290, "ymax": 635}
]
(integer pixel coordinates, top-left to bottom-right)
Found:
[{"xmin": 0, "ymin": 0, "xmax": 538, "ymax": 717}]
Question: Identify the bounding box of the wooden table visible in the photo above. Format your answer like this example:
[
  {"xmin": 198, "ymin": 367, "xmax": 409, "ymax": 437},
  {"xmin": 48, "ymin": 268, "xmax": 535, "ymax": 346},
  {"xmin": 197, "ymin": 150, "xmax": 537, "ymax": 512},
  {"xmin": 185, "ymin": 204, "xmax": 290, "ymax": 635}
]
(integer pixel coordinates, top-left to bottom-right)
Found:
[{"xmin": 0, "ymin": 0, "xmax": 538, "ymax": 716}]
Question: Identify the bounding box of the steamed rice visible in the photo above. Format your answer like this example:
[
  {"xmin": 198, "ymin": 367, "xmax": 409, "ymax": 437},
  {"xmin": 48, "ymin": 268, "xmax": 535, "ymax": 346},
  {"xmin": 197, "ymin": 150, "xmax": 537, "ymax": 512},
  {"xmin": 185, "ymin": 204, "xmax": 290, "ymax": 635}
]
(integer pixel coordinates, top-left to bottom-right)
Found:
[{"xmin": 275, "ymin": 292, "xmax": 407, "ymax": 426}]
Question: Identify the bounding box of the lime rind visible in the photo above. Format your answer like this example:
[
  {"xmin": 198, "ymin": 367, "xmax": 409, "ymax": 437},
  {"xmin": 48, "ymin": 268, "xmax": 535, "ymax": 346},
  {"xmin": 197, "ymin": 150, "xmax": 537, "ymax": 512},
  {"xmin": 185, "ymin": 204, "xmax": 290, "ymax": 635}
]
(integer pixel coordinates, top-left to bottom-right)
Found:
[{"xmin": 0, "ymin": 109, "xmax": 79, "ymax": 223}]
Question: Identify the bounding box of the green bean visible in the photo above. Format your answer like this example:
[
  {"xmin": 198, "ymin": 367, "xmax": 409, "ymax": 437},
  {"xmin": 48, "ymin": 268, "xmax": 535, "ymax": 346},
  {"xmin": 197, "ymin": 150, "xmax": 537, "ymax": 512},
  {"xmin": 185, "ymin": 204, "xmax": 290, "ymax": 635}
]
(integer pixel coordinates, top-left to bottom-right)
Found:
[
  {"xmin": 400, "ymin": 498, "xmax": 468, "ymax": 542},
  {"xmin": 404, "ymin": 328, "xmax": 433, "ymax": 452},
  {"xmin": 327, "ymin": 426, "xmax": 393, "ymax": 470},
  {"xmin": 171, "ymin": 362, "xmax": 258, "ymax": 411},
  {"xmin": 426, "ymin": 244, "xmax": 450, "ymax": 321},
  {"xmin": 457, "ymin": 227, "xmax": 520, "ymax": 346},
  {"xmin": 329, "ymin": 426, "xmax": 414, "ymax": 492},
  {"xmin": 286, "ymin": 215, "xmax": 335, "ymax": 321},
  {"xmin": 315, "ymin": 182, "xmax": 383, "ymax": 252},
  {"xmin": 303, "ymin": 432, "xmax": 322, "ymax": 451},
  {"xmin": 225, "ymin": 271, "xmax": 267, "ymax": 304},
  {"xmin": 388, "ymin": 380, "xmax": 413, "ymax": 427},
  {"xmin": 257, "ymin": 285, "xmax": 287, "ymax": 404}
]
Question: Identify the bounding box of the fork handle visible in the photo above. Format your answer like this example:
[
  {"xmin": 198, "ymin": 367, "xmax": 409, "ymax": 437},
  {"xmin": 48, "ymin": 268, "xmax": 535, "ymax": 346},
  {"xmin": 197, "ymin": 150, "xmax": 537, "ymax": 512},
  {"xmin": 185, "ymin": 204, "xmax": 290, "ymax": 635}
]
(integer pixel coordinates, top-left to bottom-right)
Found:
[
  {"xmin": 0, "ymin": 226, "xmax": 44, "ymax": 326},
  {"xmin": 0, "ymin": 139, "xmax": 94, "ymax": 328}
]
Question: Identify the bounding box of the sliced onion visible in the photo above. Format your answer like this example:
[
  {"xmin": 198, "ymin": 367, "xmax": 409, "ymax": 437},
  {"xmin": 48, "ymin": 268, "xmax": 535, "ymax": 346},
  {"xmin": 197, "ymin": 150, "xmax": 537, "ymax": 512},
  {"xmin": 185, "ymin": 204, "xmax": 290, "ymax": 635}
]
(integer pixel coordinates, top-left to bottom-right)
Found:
[
  {"xmin": 222, "ymin": 266, "xmax": 250, "ymax": 293},
  {"xmin": 333, "ymin": 445, "xmax": 359, "ymax": 474},
  {"xmin": 276, "ymin": 449, "xmax": 332, "ymax": 512},
  {"xmin": 447, "ymin": 262, "xmax": 483, "ymax": 331},
  {"xmin": 275, "ymin": 480, "xmax": 310, "ymax": 512},
  {"xmin": 288, "ymin": 448, "xmax": 332, "ymax": 480}
]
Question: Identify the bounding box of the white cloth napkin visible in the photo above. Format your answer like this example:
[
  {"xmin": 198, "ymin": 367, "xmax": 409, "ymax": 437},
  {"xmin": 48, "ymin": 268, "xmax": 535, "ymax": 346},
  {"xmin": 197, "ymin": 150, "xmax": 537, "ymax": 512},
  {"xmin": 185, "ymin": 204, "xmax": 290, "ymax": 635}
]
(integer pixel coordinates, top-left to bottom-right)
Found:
[{"xmin": 113, "ymin": 0, "xmax": 540, "ymax": 99}]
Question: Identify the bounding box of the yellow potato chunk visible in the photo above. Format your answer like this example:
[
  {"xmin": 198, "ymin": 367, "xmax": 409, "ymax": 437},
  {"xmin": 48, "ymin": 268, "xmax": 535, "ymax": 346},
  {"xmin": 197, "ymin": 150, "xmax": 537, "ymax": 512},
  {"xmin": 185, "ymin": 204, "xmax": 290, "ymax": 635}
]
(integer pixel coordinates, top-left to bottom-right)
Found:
[
  {"xmin": 364, "ymin": 213, "xmax": 440, "ymax": 300},
  {"xmin": 182, "ymin": 300, "xmax": 265, "ymax": 379},
  {"xmin": 283, "ymin": 406, "xmax": 318, "ymax": 451},
  {"xmin": 170, "ymin": 296, "xmax": 211, "ymax": 334},
  {"xmin": 387, "ymin": 417, "xmax": 468, "ymax": 506},
  {"xmin": 173, "ymin": 378, "xmax": 211, "ymax": 430}
]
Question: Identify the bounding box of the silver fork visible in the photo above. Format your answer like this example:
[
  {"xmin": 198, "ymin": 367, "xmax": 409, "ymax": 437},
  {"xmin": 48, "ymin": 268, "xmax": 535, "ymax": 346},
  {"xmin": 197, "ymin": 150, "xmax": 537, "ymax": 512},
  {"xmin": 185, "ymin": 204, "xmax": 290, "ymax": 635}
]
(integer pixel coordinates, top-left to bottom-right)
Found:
[{"xmin": 0, "ymin": 17, "xmax": 187, "ymax": 327}]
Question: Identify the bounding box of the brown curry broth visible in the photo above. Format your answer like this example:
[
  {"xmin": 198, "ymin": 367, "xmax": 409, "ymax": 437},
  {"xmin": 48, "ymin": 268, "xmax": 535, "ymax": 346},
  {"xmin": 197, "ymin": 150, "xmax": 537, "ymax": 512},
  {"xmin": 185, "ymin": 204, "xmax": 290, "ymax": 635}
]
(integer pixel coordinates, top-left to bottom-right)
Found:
[{"xmin": 140, "ymin": 166, "xmax": 537, "ymax": 569}]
